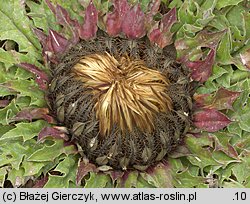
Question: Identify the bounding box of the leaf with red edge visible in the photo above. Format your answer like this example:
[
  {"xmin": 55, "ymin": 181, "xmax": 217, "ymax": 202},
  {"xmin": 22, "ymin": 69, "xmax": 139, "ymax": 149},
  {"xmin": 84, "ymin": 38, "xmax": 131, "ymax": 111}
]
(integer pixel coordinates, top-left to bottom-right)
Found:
[
  {"xmin": 0, "ymin": 99, "xmax": 10, "ymax": 108},
  {"xmin": 78, "ymin": 1, "xmax": 98, "ymax": 40},
  {"xmin": 194, "ymin": 88, "xmax": 241, "ymax": 110},
  {"xmin": 33, "ymin": 28, "xmax": 69, "ymax": 63},
  {"xmin": 193, "ymin": 108, "xmax": 232, "ymax": 132},
  {"xmin": 18, "ymin": 63, "xmax": 49, "ymax": 90},
  {"xmin": 47, "ymin": 29, "xmax": 69, "ymax": 55},
  {"xmin": 186, "ymin": 49, "xmax": 215, "ymax": 83},
  {"xmin": 193, "ymin": 93, "xmax": 212, "ymax": 108},
  {"xmin": 13, "ymin": 108, "xmax": 55, "ymax": 123},
  {"xmin": 106, "ymin": 170, "xmax": 124, "ymax": 184},
  {"xmin": 38, "ymin": 127, "xmax": 69, "ymax": 142},
  {"xmin": 210, "ymin": 133, "xmax": 239, "ymax": 159},
  {"xmin": 76, "ymin": 159, "xmax": 97, "ymax": 185},
  {"xmin": 116, "ymin": 171, "xmax": 139, "ymax": 187},
  {"xmin": 45, "ymin": 0, "xmax": 79, "ymax": 44},
  {"xmin": 145, "ymin": 0, "xmax": 161, "ymax": 24},
  {"xmin": 122, "ymin": 4, "xmax": 146, "ymax": 39},
  {"xmin": 175, "ymin": 30, "xmax": 226, "ymax": 62},
  {"xmin": 140, "ymin": 161, "xmax": 173, "ymax": 187},
  {"xmin": 148, "ymin": 8, "xmax": 177, "ymax": 48},
  {"xmin": 33, "ymin": 28, "xmax": 47, "ymax": 49},
  {"xmin": 209, "ymin": 88, "xmax": 241, "ymax": 110},
  {"xmin": 106, "ymin": 0, "xmax": 130, "ymax": 36}
]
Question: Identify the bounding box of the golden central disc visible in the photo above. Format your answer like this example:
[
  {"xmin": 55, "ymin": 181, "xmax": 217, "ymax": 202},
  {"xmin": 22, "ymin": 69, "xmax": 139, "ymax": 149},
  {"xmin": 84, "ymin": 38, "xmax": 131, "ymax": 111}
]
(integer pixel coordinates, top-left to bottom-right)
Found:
[{"xmin": 72, "ymin": 52, "xmax": 173, "ymax": 136}]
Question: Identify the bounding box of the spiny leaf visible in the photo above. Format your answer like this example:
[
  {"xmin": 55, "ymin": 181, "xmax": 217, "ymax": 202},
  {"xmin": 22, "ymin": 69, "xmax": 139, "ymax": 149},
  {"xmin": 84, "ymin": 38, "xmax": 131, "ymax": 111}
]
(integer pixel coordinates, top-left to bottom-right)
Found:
[
  {"xmin": 193, "ymin": 93, "xmax": 211, "ymax": 108},
  {"xmin": 193, "ymin": 108, "xmax": 231, "ymax": 132},
  {"xmin": 0, "ymin": 141, "xmax": 37, "ymax": 170},
  {"xmin": 173, "ymin": 169, "xmax": 204, "ymax": 188},
  {"xmin": 44, "ymin": 0, "xmax": 79, "ymax": 43},
  {"xmin": 140, "ymin": 162, "xmax": 173, "ymax": 187},
  {"xmin": 33, "ymin": 28, "xmax": 69, "ymax": 63},
  {"xmin": 105, "ymin": 170, "xmax": 124, "ymax": 185},
  {"xmin": 26, "ymin": 0, "xmax": 58, "ymax": 34},
  {"xmin": 185, "ymin": 134, "xmax": 219, "ymax": 169},
  {"xmin": 44, "ymin": 156, "xmax": 78, "ymax": 188},
  {"xmin": 148, "ymin": 8, "xmax": 177, "ymax": 48},
  {"xmin": 0, "ymin": 99, "xmax": 10, "ymax": 108},
  {"xmin": 38, "ymin": 126, "xmax": 69, "ymax": 142},
  {"xmin": 122, "ymin": 4, "xmax": 146, "ymax": 39},
  {"xmin": 18, "ymin": 63, "xmax": 49, "ymax": 91},
  {"xmin": 209, "ymin": 88, "xmax": 241, "ymax": 110},
  {"xmin": 0, "ymin": 167, "xmax": 8, "ymax": 187},
  {"xmin": 22, "ymin": 161, "xmax": 45, "ymax": 177},
  {"xmin": 0, "ymin": 0, "xmax": 41, "ymax": 60},
  {"xmin": 212, "ymin": 151, "xmax": 238, "ymax": 167},
  {"xmin": 194, "ymin": 88, "xmax": 241, "ymax": 110},
  {"xmin": 85, "ymin": 172, "xmax": 111, "ymax": 188},
  {"xmin": 106, "ymin": 0, "xmax": 130, "ymax": 36},
  {"xmin": 175, "ymin": 30, "xmax": 226, "ymax": 62},
  {"xmin": 7, "ymin": 168, "xmax": 25, "ymax": 187},
  {"xmin": 216, "ymin": 0, "xmax": 245, "ymax": 10},
  {"xmin": 28, "ymin": 140, "xmax": 76, "ymax": 162},
  {"xmin": 1, "ymin": 80, "xmax": 45, "ymax": 107},
  {"xmin": 76, "ymin": 158, "xmax": 97, "ymax": 185},
  {"xmin": 145, "ymin": 0, "xmax": 161, "ymax": 24},
  {"xmin": 13, "ymin": 108, "xmax": 54, "ymax": 123},
  {"xmin": 210, "ymin": 132, "xmax": 239, "ymax": 159},
  {"xmin": 232, "ymin": 156, "xmax": 250, "ymax": 184},
  {"xmin": 116, "ymin": 171, "xmax": 139, "ymax": 188},
  {"xmin": 0, "ymin": 100, "xmax": 19, "ymax": 125},
  {"xmin": 0, "ymin": 120, "xmax": 48, "ymax": 142},
  {"xmin": 186, "ymin": 49, "xmax": 215, "ymax": 83}
]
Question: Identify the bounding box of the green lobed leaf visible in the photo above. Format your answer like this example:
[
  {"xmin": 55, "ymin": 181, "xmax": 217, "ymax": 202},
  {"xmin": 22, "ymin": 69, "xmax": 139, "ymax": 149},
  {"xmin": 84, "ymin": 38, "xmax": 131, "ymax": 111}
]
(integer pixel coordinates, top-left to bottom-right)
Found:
[
  {"xmin": 0, "ymin": 100, "xmax": 19, "ymax": 125},
  {"xmin": 26, "ymin": 0, "xmax": 58, "ymax": 34},
  {"xmin": 173, "ymin": 170, "xmax": 204, "ymax": 188},
  {"xmin": 44, "ymin": 156, "xmax": 78, "ymax": 188},
  {"xmin": 116, "ymin": 171, "xmax": 139, "ymax": 188},
  {"xmin": 0, "ymin": 124, "xmax": 15, "ymax": 136},
  {"xmin": 186, "ymin": 134, "xmax": 219, "ymax": 169},
  {"xmin": 0, "ymin": 120, "xmax": 48, "ymax": 142},
  {"xmin": 85, "ymin": 172, "xmax": 111, "ymax": 188},
  {"xmin": 7, "ymin": 168, "xmax": 26, "ymax": 187},
  {"xmin": 28, "ymin": 139, "xmax": 77, "ymax": 162},
  {"xmin": 0, "ymin": 167, "xmax": 8, "ymax": 187},
  {"xmin": 22, "ymin": 161, "xmax": 46, "ymax": 177},
  {"xmin": 135, "ymin": 175, "xmax": 155, "ymax": 188},
  {"xmin": 0, "ymin": 140, "xmax": 39, "ymax": 170},
  {"xmin": 216, "ymin": 0, "xmax": 245, "ymax": 10},
  {"xmin": 2, "ymin": 79, "xmax": 45, "ymax": 107},
  {"xmin": 140, "ymin": 163, "xmax": 173, "ymax": 188},
  {"xmin": 0, "ymin": 0, "xmax": 41, "ymax": 60},
  {"xmin": 232, "ymin": 156, "xmax": 250, "ymax": 184}
]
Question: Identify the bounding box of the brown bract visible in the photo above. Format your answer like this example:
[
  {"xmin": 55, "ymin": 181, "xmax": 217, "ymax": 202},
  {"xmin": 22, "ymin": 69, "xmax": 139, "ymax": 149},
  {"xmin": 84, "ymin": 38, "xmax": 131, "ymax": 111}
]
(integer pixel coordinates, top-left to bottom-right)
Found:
[{"xmin": 72, "ymin": 53, "xmax": 172, "ymax": 136}]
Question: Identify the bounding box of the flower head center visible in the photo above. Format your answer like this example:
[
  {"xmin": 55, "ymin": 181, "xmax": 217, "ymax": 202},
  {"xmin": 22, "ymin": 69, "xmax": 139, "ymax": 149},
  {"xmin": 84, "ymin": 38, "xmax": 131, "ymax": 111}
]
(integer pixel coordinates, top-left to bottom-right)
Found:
[{"xmin": 72, "ymin": 52, "xmax": 172, "ymax": 136}]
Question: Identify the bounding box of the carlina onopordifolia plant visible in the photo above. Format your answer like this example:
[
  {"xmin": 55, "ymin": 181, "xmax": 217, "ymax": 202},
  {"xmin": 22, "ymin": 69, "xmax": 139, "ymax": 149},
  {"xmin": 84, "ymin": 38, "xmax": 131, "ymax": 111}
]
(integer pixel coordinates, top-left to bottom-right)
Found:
[
  {"xmin": 18, "ymin": 0, "xmax": 239, "ymax": 169},
  {"xmin": 8, "ymin": 0, "xmax": 248, "ymax": 186}
]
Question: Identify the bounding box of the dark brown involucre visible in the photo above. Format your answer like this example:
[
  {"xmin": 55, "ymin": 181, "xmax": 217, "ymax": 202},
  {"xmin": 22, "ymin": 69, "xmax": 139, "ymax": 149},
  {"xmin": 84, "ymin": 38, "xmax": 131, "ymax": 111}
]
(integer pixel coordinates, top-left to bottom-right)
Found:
[{"xmin": 48, "ymin": 32, "xmax": 192, "ymax": 170}]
